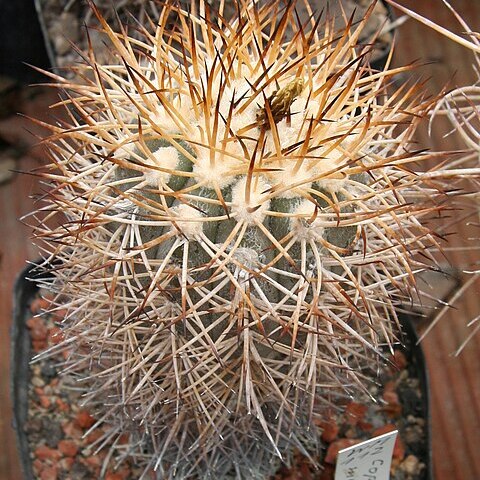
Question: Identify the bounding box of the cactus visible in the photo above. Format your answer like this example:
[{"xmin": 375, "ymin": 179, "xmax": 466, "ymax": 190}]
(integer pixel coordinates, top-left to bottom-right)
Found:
[{"xmin": 29, "ymin": 0, "xmax": 479, "ymax": 478}]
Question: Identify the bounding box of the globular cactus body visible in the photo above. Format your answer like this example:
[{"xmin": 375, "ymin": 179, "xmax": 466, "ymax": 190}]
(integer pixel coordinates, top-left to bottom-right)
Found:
[{"xmin": 30, "ymin": 1, "xmax": 461, "ymax": 478}]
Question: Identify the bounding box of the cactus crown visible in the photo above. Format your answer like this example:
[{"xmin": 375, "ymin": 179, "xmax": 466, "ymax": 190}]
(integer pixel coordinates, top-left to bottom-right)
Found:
[{"xmin": 31, "ymin": 0, "xmax": 459, "ymax": 478}]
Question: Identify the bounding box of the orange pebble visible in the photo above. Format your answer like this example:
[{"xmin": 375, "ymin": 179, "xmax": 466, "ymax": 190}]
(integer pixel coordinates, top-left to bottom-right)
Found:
[
  {"xmin": 324, "ymin": 438, "xmax": 360, "ymax": 464},
  {"xmin": 85, "ymin": 455, "xmax": 103, "ymax": 468},
  {"xmin": 59, "ymin": 457, "xmax": 75, "ymax": 470},
  {"xmin": 40, "ymin": 466, "xmax": 58, "ymax": 480},
  {"xmin": 27, "ymin": 317, "xmax": 48, "ymax": 341},
  {"xmin": 75, "ymin": 410, "xmax": 96, "ymax": 429},
  {"xmin": 38, "ymin": 395, "xmax": 51, "ymax": 409},
  {"xmin": 58, "ymin": 439, "xmax": 79, "ymax": 457},
  {"xmin": 319, "ymin": 419, "xmax": 339, "ymax": 443},
  {"xmin": 345, "ymin": 402, "xmax": 368, "ymax": 426},
  {"xmin": 62, "ymin": 421, "xmax": 83, "ymax": 439},
  {"xmin": 56, "ymin": 398, "xmax": 70, "ymax": 413},
  {"xmin": 32, "ymin": 340, "xmax": 47, "ymax": 353},
  {"xmin": 105, "ymin": 473, "xmax": 123, "ymax": 480},
  {"xmin": 30, "ymin": 297, "xmax": 52, "ymax": 315},
  {"xmin": 53, "ymin": 308, "xmax": 68, "ymax": 320},
  {"xmin": 34, "ymin": 445, "xmax": 62, "ymax": 462},
  {"xmin": 33, "ymin": 458, "xmax": 45, "ymax": 474},
  {"xmin": 48, "ymin": 326, "xmax": 65, "ymax": 345}
]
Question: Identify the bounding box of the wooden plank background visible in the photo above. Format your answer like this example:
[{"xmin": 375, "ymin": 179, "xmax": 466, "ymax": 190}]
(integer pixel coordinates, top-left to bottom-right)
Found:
[
  {"xmin": 391, "ymin": 1, "xmax": 480, "ymax": 478},
  {"xmin": 0, "ymin": 1, "xmax": 479, "ymax": 479}
]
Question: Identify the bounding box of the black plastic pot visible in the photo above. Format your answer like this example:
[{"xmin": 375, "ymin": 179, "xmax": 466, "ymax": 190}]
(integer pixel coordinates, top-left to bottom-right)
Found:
[
  {"xmin": 11, "ymin": 263, "xmax": 51, "ymax": 480},
  {"xmin": 11, "ymin": 263, "xmax": 433, "ymax": 480},
  {"xmin": 396, "ymin": 312, "xmax": 433, "ymax": 480}
]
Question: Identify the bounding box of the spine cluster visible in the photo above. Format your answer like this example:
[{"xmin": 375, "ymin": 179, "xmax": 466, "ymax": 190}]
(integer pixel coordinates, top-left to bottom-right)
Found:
[{"xmin": 29, "ymin": 1, "xmax": 478, "ymax": 478}]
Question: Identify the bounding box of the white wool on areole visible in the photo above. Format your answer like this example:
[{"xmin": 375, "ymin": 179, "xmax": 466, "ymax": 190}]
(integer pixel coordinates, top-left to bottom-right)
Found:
[
  {"xmin": 231, "ymin": 175, "xmax": 271, "ymax": 225},
  {"xmin": 290, "ymin": 199, "xmax": 325, "ymax": 241},
  {"xmin": 169, "ymin": 203, "xmax": 204, "ymax": 238},
  {"xmin": 143, "ymin": 146, "xmax": 180, "ymax": 186},
  {"xmin": 192, "ymin": 142, "xmax": 245, "ymax": 188}
]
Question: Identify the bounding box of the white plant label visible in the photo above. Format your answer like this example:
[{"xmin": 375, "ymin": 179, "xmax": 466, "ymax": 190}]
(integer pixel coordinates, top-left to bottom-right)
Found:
[{"xmin": 334, "ymin": 430, "xmax": 398, "ymax": 480}]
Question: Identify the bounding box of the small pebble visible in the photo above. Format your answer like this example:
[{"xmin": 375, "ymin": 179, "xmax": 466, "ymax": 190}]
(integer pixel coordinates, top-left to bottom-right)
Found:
[
  {"xmin": 117, "ymin": 432, "xmax": 130, "ymax": 445},
  {"xmin": 56, "ymin": 398, "xmax": 70, "ymax": 412},
  {"xmin": 58, "ymin": 439, "xmax": 79, "ymax": 457},
  {"xmin": 32, "ymin": 340, "xmax": 48, "ymax": 353},
  {"xmin": 116, "ymin": 465, "xmax": 132, "ymax": 479},
  {"xmin": 383, "ymin": 391, "xmax": 403, "ymax": 418},
  {"xmin": 30, "ymin": 297, "xmax": 52, "ymax": 315},
  {"xmin": 62, "ymin": 420, "xmax": 83, "ymax": 439},
  {"xmin": 105, "ymin": 472, "xmax": 124, "ymax": 480},
  {"xmin": 43, "ymin": 419, "xmax": 64, "ymax": 448},
  {"xmin": 344, "ymin": 427, "xmax": 358, "ymax": 439},
  {"xmin": 33, "ymin": 458, "xmax": 45, "ymax": 473},
  {"xmin": 324, "ymin": 438, "xmax": 360, "ymax": 464},
  {"xmin": 38, "ymin": 395, "xmax": 51, "ymax": 409},
  {"xmin": 41, "ymin": 363, "xmax": 58, "ymax": 382},
  {"xmin": 40, "ymin": 466, "xmax": 58, "ymax": 480},
  {"xmin": 84, "ymin": 454, "xmax": 103, "ymax": 468},
  {"xmin": 358, "ymin": 420, "xmax": 373, "ymax": 432},
  {"xmin": 26, "ymin": 317, "xmax": 48, "ymax": 340},
  {"xmin": 53, "ymin": 308, "xmax": 68, "ymax": 320},
  {"xmin": 75, "ymin": 410, "xmax": 96, "ymax": 429},
  {"xmin": 318, "ymin": 419, "xmax": 339, "ymax": 443},
  {"xmin": 31, "ymin": 376, "xmax": 46, "ymax": 388},
  {"xmin": 48, "ymin": 326, "xmax": 64, "ymax": 345},
  {"xmin": 404, "ymin": 424, "xmax": 423, "ymax": 443},
  {"xmin": 25, "ymin": 418, "xmax": 43, "ymax": 434},
  {"xmin": 85, "ymin": 429, "xmax": 105, "ymax": 443},
  {"xmin": 70, "ymin": 460, "xmax": 91, "ymax": 480},
  {"xmin": 59, "ymin": 457, "xmax": 75, "ymax": 470},
  {"xmin": 43, "ymin": 385, "xmax": 53, "ymax": 395},
  {"xmin": 401, "ymin": 455, "xmax": 423, "ymax": 475},
  {"xmin": 34, "ymin": 444, "xmax": 62, "ymax": 462},
  {"xmin": 345, "ymin": 402, "xmax": 368, "ymax": 426}
]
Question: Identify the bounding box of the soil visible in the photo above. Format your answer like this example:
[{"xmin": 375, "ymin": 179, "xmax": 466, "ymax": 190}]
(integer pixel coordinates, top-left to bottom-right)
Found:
[
  {"xmin": 24, "ymin": 293, "xmax": 151, "ymax": 480},
  {"xmin": 21, "ymin": 290, "xmax": 428, "ymax": 480}
]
